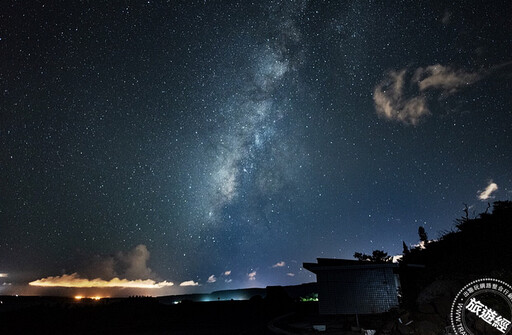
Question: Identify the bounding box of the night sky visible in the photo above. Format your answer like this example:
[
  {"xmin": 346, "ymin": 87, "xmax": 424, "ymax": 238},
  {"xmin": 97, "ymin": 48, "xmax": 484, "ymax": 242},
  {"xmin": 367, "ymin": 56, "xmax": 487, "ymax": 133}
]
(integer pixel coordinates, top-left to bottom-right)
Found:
[{"xmin": 1, "ymin": 0, "xmax": 511, "ymax": 296}]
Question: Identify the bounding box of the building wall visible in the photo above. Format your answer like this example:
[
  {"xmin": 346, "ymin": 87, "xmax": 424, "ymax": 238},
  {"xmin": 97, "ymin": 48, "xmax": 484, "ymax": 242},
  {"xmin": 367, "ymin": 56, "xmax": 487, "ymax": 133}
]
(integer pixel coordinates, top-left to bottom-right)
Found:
[{"xmin": 316, "ymin": 267, "xmax": 399, "ymax": 314}]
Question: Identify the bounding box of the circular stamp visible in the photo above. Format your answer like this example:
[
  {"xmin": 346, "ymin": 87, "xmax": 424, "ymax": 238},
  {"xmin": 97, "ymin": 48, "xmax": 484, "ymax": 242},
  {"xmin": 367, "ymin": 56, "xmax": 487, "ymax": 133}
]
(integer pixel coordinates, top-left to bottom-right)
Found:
[{"xmin": 450, "ymin": 278, "xmax": 512, "ymax": 335}]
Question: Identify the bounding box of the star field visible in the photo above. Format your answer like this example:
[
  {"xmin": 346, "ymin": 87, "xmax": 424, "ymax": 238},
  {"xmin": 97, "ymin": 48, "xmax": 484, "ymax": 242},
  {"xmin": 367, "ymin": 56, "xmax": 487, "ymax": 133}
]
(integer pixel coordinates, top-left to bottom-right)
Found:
[{"xmin": 1, "ymin": 0, "xmax": 511, "ymax": 295}]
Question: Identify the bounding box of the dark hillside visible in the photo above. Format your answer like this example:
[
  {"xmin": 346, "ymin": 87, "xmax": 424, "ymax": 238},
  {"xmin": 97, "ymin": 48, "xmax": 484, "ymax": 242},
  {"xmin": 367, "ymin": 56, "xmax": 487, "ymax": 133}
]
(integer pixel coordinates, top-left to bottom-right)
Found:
[{"xmin": 399, "ymin": 201, "xmax": 512, "ymax": 308}]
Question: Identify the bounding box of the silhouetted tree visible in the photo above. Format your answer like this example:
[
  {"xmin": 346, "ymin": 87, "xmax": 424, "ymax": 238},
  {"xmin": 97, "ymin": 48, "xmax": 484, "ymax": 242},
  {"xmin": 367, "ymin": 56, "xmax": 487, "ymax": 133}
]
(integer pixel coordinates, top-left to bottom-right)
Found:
[
  {"xmin": 455, "ymin": 203, "xmax": 471, "ymax": 230},
  {"xmin": 353, "ymin": 252, "xmax": 369, "ymax": 261},
  {"xmin": 418, "ymin": 226, "xmax": 428, "ymax": 242},
  {"xmin": 402, "ymin": 241, "xmax": 410, "ymax": 255},
  {"xmin": 353, "ymin": 250, "xmax": 392, "ymax": 263},
  {"xmin": 484, "ymin": 202, "xmax": 491, "ymax": 214}
]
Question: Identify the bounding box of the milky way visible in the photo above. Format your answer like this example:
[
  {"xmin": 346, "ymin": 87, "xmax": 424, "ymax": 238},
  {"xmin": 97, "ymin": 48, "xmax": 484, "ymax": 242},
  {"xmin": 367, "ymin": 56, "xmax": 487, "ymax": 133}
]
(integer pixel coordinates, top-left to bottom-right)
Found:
[{"xmin": 190, "ymin": 2, "xmax": 306, "ymax": 223}]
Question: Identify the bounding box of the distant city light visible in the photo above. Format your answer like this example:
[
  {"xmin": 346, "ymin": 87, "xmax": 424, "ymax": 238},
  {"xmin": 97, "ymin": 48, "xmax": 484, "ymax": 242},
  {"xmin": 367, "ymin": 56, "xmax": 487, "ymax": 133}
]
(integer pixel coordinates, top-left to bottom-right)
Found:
[{"xmin": 74, "ymin": 295, "xmax": 103, "ymax": 301}]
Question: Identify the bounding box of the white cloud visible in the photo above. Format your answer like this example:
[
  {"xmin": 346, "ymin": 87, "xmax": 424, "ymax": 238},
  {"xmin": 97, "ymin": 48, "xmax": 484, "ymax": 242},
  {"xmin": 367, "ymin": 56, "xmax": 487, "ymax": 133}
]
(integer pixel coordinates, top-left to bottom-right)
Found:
[
  {"xmin": 179, "ymin": 280, "xmax": 199, "ymax": 287},
  {"xmin": 29, "ymin": 273, "xmax": 173, "ymax": 288},
  {"xmin": 478, "ymin": 181, "xmax": 498, "ymax": 200},
  {"xmin": 392, "ymin": 255, "xmax": 403, "ymax": 263},
  {"xmin": 272, "ymin": 261, "xmax": 286, "ymax": 268},
  {"xmin": 248, "ymin": 271, "xmax": 257, "ymax": 281},
  {"xmin": 286, "ymin": 273, "xmax": 295, "ymax": 277},
  {"xmin": 207, "ymin": 275, "xmax": 217, "ymax": 283},
  {"xmin": 413, "ymin": 64, "xmax": 482, "ymax": 94},
  {"xmin": 373, "ymin": 69, "xmax": 430, "ymax": 125},
  {"xmin": 411, "ymin": 240, "xmax": 437, "ymax": 250},
  {"xmin": 374, "ymin": 65, "xmax": 482, "ymax": 125}
]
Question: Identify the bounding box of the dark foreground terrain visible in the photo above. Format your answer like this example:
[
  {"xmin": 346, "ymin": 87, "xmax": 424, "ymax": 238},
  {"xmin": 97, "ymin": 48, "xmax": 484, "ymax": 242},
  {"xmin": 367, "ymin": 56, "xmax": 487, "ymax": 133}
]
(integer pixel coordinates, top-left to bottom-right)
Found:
[
  {"xmin": 0, "ymin": 295, "xmax": 396, "ymax": 334},
  {"xmin": 0, "ymin": 295, "xmax": 290, "ymax": 334}
]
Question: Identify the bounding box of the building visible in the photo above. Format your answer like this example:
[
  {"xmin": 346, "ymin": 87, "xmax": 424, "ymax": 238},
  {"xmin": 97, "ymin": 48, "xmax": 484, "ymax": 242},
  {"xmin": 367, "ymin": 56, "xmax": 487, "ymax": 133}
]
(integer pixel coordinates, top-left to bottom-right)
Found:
[{"xmin": 303, "ymin": 258, "xmax": 401, "ymax": 315}]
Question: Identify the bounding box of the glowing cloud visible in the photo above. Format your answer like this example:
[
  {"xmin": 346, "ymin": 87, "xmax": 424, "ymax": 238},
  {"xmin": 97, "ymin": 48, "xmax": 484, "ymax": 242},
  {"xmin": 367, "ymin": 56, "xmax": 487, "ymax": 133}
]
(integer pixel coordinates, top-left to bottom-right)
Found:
[
  {"xmin": 413, "ymin": 64, "xmax": 481, "ymax": 93},
  {"xmin": 392, "ymin": 255, "xmax": 403, "ymax": 263},
  {"xmin": 207, "ymin": 275, "xmax": 217, "ymax": 283},
  {"xmin": 373, "ymin": 69, "xmax": 429, "ymax": 125},
  {"xmin": 272, "ymin": 261, "xmax": 286, "ymax": 268},
  {"xmin": 29, "ymin": 273, "xmax": 173, "ymax": 288},
  {"xmin": 179, "ymin": 280, "xmax": 199, "ymax": 287},
  {"xmin": 479, "ymin": 181, "xmax": 498, "ymax": 200},
  {"xmin": 28, "ymin": 245, "xmax": 175, "ymax": 291},
  {"xmin": 223, "ymin": 270, "xmax": 231, "ymax": 276},
  {"xmin": 248, "ymin": 271, "xmax": 257, "ymax": 281},
  {"xmin": 374, "ymin": 65, "xmax": 483, "ymax": 125}
]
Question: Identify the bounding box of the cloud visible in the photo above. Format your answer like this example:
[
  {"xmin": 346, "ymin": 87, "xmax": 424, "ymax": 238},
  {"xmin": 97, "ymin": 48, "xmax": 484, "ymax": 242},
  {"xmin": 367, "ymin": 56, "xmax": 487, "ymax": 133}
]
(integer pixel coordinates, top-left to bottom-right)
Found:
[
  {"xmin": 83, "ymin": 256, "xmax": 117, "ymax": 280},
  {"xmin": 392, "ymin": 255, "xmax": 403, "ymax": 263},
  {"xmin": 248, "ymin": 271, "xmax": 257, "ymax": 281},
  {"xmin": 81, "ymin": 244, "xmax": 155, "ymax": 281},
  {"xmin": 272, "ymin": 261, "xmax": 286, "ymax": 268},
  {"xmin": 374, "ymin": 65, "xmax": 483, "ymax": 125},
  {"xmin": 29, "ymin": 273, "xmax": 173, "ymax": 288},
  {"xmin": 413, "ymin": 64, "xmax": 482, "ymax": 94},
  {"xmin": 478, "ymin": 181, "xmax": 498, "ymax": 200},
  {"xmin": 286, "ymin": 273, "xmax": 295, "ymax": 277},
  {"xmin": 222, "ymin": 270, "xmax": 232, "ymax": 282},
  {"xmin": 411, "ymin": 240, "xmax": 436, "ymax": 250},
  {"xmin": 118, "ymin": 244, "xmax": 154, "ymax": 280},
  {"xmin": 0, "ymin": 273, "xmax": 9, "ymax": 287},
  {"xmin": 373, "ymin": 69, "xmax": 430, "ymax": 125},
  {"xmin": 207, "ymin": 275, "xmax": 217, "ymax": 283},
  {"xmin": 29, "ymin": 245, "xmax": 174, "ymax": 290},
  {"xmin": 179, "ymin": 280, "xmax": 199, "ymax": 287}
]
